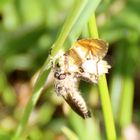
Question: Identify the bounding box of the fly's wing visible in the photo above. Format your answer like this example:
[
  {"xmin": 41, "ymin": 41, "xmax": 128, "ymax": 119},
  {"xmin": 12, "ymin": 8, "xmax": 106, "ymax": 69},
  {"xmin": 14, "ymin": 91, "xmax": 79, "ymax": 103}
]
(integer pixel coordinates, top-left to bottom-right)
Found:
[
  {"xmin": 63, "ymin": 92, "xmax": 91, "ymax": 119},
  {"xmin": 76, "ymin": 39, "xmax": 109, "ymax": 59}
]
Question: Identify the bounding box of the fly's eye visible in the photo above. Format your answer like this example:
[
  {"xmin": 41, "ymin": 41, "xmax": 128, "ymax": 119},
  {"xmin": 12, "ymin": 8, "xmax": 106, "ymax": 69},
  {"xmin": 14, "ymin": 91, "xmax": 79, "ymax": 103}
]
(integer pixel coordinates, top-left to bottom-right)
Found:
[
  {"xmin": 54, "ymin": 72, "xmax": 60, "ymax": 79},
  {"xmin": 59, "ymin": 73, "xmax": 66, "ymax": 80},
  {"xmin": 54, "ymin": 72, "xmax": 66, "ymax": 80}
]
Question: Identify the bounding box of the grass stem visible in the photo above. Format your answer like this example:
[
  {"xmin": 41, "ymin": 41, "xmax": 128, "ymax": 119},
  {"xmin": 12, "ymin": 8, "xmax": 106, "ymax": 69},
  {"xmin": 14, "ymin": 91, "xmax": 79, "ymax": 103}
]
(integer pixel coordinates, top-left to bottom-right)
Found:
[{"xmin": 88, "ymin": 14, "xmax": 117, "ymax": 140}]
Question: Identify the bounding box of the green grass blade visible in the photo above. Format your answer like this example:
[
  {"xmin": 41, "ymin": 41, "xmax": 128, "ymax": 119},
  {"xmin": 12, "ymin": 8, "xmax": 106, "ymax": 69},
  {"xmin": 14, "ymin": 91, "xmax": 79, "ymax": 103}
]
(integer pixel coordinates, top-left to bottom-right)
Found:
[
  {"xmin": 69, "ymin": 0, "xmax": 101, "ymax": 42},
  {"xmin": 51, "ymin": 0, "xmax": 88, "ymax": 56},
  {"xmin": 62, "ymin": 126, "xmax": 79, "ymax": 140},
  {"xmin": 88, "ymin": 14, "xmax": 99, "ymax": 38},
  {"xmin": 110, "ymin": 74, "xmax": 123, "ymax": 120},
  {"xmin": 98, "ymin": 75, "xmax": 116, "ymax": 140},
  {"xmin": 12, "ymin": 68, "xmax": 51, "ymax": 140},
  {"xmin": 119, "ymin": 75, "xmax": 134, "ymax": 128},
  {"xmin": 88, "ymin": 14, "xmax": 117, "ymax": 140}
]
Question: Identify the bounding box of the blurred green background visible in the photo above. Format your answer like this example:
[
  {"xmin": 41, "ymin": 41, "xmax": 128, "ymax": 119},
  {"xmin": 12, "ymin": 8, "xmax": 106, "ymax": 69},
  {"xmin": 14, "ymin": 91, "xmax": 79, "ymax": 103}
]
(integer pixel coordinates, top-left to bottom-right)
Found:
[{"xmin": 0, "ymin": 0, "xmax": 140, "ymax": 140}]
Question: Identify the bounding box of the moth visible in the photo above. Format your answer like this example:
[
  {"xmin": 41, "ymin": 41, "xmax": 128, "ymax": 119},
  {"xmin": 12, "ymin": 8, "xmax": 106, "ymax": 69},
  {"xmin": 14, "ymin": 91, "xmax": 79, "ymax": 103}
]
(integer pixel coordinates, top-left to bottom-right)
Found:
[
  {"xmin": 75, "ymin": 39, "xmax": 110, "ymax": 79},
  {"xmin": 53, "ymin": 38, "xmax": 110, "ymax": 119},
  {"xmin": 61, "ymin": 39, "xmax": 110, "ymax": 83},
  {"xmin": 70, "ymin": 38, "xmax": 109, "ymax": 60}
]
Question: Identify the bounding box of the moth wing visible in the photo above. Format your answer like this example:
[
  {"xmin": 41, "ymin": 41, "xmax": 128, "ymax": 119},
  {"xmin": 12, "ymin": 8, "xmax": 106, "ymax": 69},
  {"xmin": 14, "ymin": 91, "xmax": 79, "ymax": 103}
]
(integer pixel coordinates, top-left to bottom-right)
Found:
[{"xmin": 77, "ymin": 39, "xmax": 109, "ymax": 59}]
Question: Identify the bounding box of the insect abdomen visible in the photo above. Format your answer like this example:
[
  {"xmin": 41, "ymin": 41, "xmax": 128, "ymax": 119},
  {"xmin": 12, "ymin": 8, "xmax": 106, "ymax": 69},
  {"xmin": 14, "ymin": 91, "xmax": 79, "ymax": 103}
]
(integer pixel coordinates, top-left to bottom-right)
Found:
[{"xmin": 64, "ymin": 92, "xmax": 91, "ymax": 119}]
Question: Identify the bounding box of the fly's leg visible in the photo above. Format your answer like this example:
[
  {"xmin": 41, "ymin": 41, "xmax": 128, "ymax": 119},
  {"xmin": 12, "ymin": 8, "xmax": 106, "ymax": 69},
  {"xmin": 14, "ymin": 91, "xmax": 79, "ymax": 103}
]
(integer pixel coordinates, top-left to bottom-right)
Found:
[{"xmin": 95, "ymin": 58, "xmax": 100, "ymax": 81}]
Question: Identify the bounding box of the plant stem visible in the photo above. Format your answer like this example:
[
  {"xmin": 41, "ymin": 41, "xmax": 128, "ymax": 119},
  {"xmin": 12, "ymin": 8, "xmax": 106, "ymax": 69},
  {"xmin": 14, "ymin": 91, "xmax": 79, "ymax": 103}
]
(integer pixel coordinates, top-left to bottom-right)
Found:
[
  {"xmin": 88, "ymin": 14, "xmax": 117, "ymax": 140},
  {"xmin": 119, "ymin": 75, "xmax": 134, "ymax": 128},
  {"xmin": 88, "ymin": 14, "xmax": 99, "ymax": 38},
  {"xmin": 12, "ymin": 69, "xmax": 51, "ymax": 140},
  {"xmin": 51, "ymin": 0, "xmax": 88, "ymax": 56},
  {"xmin": 98, "ymin": 75, "xmax": 116, "ymax": 140}
]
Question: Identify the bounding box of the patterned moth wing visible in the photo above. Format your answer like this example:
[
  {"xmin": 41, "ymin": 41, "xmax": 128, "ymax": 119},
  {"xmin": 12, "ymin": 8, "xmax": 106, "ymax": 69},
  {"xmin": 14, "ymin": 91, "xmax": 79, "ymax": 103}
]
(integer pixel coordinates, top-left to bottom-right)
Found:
[
  {"xmin": 69, "ymin": 39, "xmax": 110, "ymax": 83},
  {"xmin": 74, "ymin": 39, "xmax": 109, "ymax": 60}
]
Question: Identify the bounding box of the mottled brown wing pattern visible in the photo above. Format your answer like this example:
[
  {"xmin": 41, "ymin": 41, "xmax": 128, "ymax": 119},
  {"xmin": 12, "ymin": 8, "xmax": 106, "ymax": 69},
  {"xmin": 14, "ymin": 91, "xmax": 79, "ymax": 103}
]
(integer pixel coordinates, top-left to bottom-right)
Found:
[
  {"xmin": 66, "ymin": 49, "xmax": 82, "ymax": 66},
  {"xmin": 76, "ymin": 39, "xmax": 109, "ymax": 59}
]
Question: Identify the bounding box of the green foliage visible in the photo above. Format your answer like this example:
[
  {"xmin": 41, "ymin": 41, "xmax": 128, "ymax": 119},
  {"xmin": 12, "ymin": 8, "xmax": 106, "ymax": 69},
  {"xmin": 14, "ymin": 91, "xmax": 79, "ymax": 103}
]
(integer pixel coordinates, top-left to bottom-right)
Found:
[{"xmin": 0, "ymin": 0, "xmax": 140, "ymax": 140}]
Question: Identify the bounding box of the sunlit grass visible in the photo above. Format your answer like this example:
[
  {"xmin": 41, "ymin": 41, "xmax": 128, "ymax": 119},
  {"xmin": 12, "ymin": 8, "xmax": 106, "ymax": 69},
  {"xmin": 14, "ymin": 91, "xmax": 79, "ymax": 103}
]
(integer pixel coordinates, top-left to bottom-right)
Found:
[
  {"xmin": 88, "ymin": 14, "xmax": 116, "ymax": 140},
  {"xmin": 0, "ymin": 0, "xmax": 139, "ymax": 140}
]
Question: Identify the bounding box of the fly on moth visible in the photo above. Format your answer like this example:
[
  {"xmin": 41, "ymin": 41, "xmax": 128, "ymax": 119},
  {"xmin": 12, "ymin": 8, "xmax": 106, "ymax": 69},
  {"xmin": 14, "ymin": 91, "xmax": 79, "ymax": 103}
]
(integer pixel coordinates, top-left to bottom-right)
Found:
[{"xmin": 53, "ymin": 38, "xmax": 110, "ymax": 119}]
